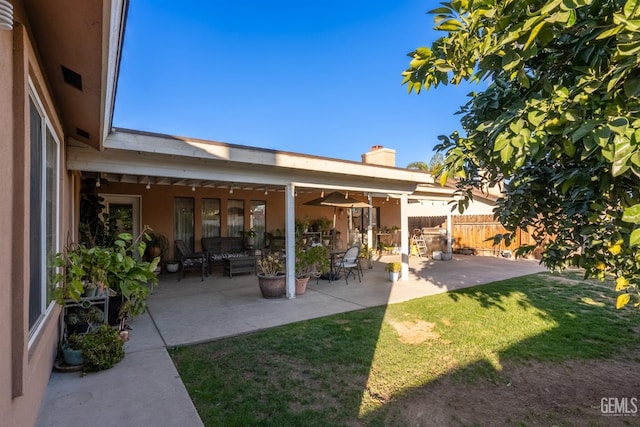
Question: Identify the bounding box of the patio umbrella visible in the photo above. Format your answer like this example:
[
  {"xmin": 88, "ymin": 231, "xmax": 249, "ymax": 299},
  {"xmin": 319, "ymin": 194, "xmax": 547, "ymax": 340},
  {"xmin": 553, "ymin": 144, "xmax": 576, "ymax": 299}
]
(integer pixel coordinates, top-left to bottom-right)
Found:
[{"xmin": 304, "ymin": 191, "xmax": 371, "ymax": 228}]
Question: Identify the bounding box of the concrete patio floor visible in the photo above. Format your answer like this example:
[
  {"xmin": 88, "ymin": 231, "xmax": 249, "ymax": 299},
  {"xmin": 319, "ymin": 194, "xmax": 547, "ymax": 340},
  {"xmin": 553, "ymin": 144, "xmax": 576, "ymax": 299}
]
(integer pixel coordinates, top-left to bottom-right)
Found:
[{"xmin": 36, "ymin": 254, "xmax": 546, "ymax": 427}]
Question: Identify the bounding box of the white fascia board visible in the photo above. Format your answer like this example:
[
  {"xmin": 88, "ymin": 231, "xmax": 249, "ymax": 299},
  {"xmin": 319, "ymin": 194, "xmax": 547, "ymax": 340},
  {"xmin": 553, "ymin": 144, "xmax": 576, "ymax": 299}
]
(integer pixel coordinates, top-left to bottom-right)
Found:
[
  {"xmin": 105, "ymin": 130, "xmax": 435, "ymax": 185},
  {"xmin": 100, "ymin": 0, "xmax": 128, "ymax": 149},
  {"xmin": 67, "ymin": 143, "xmax": 421, "ymax": 193}
]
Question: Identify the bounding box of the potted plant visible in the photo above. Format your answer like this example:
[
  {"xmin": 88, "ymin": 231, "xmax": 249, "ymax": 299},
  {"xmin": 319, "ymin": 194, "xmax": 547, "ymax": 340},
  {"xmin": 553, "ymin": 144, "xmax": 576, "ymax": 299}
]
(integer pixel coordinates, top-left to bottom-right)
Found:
[
  {"xmin": 359, "ymin": 244, "xmax": 374, "ymax": 269},
  {"xmin": 53, "ymin": 227, "xmax": 160, "ymax": 327},
  {"xmin": 165, "ymin": 259, "xmax": 180, "ymax": 273},
  {"xmin": 257, "ymin": 251, "xmax": 285, "ymax": 298},
  {"xmin": 264, "ymin": 231, "xmax": 274, "ymax": 249},
  {"xmin": 295, "ymin": 219, "xmax": 310, "ymax": 237},
  {"xmin": 295, "ymin": 245, "xmax": 330, "ymax": 295},
  {"xmin": 61, "ymin": 332, "xmax": 85, "ymax": 366},
  {"xmin": 312, "ymin": 217, "xmax": 332, "ymax": 233},
  {"xmin": 241, "ymin": 228, "xmax": 257, "ymax": 249},
  {"xmin": 145, "ymin": 232, "xmax": 169, "ymax": 263},
  {"xmin": 385, "ymin": 261, "xmax": 401, "ymax": 282}
]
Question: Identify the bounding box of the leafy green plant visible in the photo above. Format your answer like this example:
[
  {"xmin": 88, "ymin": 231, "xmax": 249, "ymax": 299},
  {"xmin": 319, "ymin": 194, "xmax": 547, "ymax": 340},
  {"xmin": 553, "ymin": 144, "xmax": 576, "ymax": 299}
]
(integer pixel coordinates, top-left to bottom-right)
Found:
[
  {"xmin": 294, "ymin": 219, "xmax": 310, "ymax": 237},
  {"xmin": 312, "ymin": 217, "xmax": 332, "ymax": 232},
  {"xmin": 52, "ymin": 228, "xmax": 160, "ymax": 319},
  {"xmin": 66, "ymin": 332, "xmax": 85, "ymax": 351},
  {"xmin": 295, "ymin": 245, "xmax": 330, "ymax": 278},
  {"xmin": 80, "ymin": 324, "xmax": 125, "ymax": 371}
]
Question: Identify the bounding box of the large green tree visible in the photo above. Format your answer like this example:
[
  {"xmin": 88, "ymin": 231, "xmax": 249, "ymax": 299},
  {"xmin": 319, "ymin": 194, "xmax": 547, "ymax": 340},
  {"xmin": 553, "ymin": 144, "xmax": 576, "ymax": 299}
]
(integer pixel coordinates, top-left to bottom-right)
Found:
[{"xmin": 403, "ymin": 0, "xmax": 640, "ymax": 309}]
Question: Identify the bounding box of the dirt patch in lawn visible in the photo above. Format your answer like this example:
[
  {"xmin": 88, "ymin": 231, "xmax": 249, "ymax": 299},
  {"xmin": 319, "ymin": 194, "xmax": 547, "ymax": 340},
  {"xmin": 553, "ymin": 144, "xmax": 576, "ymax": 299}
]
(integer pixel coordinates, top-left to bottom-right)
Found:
[
  {"xmin": 384, "ymin": 347, "xmax": 640, "ymax": 426},
  {"xmin": 387, "ymin": 320, "xmax": 441, "ymax": 344}
]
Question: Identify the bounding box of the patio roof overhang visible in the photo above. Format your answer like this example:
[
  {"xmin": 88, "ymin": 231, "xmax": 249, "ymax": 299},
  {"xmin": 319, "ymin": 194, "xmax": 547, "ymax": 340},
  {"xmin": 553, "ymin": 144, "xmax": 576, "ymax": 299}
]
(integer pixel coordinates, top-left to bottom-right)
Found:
[{"xmin": 67, "ymin": 128, "xmax": 450, "ymax": 197}]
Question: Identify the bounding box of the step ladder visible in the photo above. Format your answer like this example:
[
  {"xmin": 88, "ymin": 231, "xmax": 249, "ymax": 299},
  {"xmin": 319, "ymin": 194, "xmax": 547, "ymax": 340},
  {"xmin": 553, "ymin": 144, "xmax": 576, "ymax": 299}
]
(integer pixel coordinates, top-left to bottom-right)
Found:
[{"xmin": 411, "ymin": 229, "xmax": 429, "ymax": 257}]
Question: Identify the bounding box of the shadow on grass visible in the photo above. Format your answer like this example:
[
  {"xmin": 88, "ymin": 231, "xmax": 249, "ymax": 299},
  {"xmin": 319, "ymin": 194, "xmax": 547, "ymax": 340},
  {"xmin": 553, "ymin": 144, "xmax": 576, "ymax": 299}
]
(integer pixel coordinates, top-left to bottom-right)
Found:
[{"xmin": 169, "ymin": 272, "xmax": 640, "ymax": 426}]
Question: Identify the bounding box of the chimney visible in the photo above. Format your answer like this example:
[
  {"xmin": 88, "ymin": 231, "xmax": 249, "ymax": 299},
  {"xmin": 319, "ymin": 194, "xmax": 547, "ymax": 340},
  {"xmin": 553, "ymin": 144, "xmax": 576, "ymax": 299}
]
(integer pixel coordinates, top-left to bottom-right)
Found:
[{"xmin": 361, "ymin": 145, "xmax": 396, "ymax": 167}]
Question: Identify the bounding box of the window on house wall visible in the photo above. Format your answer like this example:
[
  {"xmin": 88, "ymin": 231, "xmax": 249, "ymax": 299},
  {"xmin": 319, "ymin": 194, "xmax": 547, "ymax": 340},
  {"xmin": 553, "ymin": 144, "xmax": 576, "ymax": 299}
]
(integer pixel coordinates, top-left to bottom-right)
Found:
[
  {"xmin": 250, "ymin": 200, "xmax": 266, "ymax": 249},
  {"xmin": 29, "ymin": 88, "xmax": 59, "ymax": 335},
  {"xmin": 174, "ymin": 197, "xmax": 195, "ymax": 251},
  {"xmin": 202, "ymin": 198, "xmax": 221, "ymax": 237},
  {"xmin": 350, "ymin": 207, "xmax": 379, "ymax": 232},
  {"xmin": 227, "ymin": 199, "xmax": 244, "ymax": 238}
]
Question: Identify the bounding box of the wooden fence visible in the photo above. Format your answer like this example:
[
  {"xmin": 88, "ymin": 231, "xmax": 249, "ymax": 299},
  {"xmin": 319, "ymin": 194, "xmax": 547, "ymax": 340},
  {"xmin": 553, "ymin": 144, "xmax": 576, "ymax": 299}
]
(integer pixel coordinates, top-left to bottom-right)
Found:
[{"xmin": 409, "ymin": 215, "xmax": 539, "ymax": 258}]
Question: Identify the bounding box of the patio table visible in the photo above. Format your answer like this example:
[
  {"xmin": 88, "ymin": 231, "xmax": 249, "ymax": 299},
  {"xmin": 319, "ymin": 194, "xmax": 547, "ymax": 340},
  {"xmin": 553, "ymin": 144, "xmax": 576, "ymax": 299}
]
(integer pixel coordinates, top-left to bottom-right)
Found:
[{"xmin": 325, "ymin": 249, "xmax": 346, "ymax": 283}]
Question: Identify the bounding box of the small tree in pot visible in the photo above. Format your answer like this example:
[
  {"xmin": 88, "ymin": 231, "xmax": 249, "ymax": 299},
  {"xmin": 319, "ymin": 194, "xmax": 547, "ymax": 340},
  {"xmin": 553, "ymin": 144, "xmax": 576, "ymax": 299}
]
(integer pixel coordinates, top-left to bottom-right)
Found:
[{"xmin": 295, "ymin": 245, "xmax": 330, "ymax": 295}]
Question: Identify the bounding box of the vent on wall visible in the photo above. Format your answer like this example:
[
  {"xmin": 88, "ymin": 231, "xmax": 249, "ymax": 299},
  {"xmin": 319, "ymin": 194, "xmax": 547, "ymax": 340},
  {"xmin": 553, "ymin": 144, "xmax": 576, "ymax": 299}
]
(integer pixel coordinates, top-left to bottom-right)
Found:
[
  {"xmin": 61, "ymin": 65, "xmax": 83, "ymax": 91},
  {"xmin": 76, "ymin": 128, "xmax": 90, "ymax": 139}
]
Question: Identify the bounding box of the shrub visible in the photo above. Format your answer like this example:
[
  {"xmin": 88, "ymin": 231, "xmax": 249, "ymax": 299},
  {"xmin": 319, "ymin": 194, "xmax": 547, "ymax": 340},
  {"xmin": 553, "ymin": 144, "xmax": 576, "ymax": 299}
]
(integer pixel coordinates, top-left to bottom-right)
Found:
[{"xmin": 80, "ymin": 324, "xmax": 125, "ymax": 371}]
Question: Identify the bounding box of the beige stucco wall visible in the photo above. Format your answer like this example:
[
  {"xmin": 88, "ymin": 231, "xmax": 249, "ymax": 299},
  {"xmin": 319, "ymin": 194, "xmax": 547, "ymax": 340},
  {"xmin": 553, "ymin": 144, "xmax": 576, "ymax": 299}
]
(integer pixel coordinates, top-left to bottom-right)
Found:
[
  {"xmin": 101, "ymin": 183, "xmax": 346, "ymax": 256},
  {"xmin": 1, "ymin": 3, "xmax": 71, "ymax": 425},
  {"xmin": 91, "ymin": 182, "xmax": 406, "ymax": 255},
  {"xmin": 0, "ymin": 11, "xmax": 15, "ymax": 425}
]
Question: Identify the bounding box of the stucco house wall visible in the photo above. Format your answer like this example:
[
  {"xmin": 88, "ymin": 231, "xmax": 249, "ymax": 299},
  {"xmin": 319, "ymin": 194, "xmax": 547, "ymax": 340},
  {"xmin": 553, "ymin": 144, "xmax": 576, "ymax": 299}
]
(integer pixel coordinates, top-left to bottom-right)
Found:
[{"xmin": 0, "ymin": 2, "xmax": 75, "ymax": 425}]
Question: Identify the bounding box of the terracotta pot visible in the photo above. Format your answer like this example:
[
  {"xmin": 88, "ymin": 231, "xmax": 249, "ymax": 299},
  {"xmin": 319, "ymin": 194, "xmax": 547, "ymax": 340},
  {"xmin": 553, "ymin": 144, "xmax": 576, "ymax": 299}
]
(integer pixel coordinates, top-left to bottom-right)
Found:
[
  {"xmin": 149, "ymin": 246, "xmax": 162, "ymax": 258},
  {"xmin": 257, "ymin": 274, "xmax": 286, "ymax": 298},
  {"xmin": 295, "ymin": 277, "xmax": 310, "ymax": 295}
]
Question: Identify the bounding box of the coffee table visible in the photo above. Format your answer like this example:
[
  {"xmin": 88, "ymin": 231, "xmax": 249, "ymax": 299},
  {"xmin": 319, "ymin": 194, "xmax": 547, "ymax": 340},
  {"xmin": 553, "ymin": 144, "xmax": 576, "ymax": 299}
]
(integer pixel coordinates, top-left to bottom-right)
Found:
[{"xmin": 223, "ymin": 256, "xmax": 257, "ymax": 278}]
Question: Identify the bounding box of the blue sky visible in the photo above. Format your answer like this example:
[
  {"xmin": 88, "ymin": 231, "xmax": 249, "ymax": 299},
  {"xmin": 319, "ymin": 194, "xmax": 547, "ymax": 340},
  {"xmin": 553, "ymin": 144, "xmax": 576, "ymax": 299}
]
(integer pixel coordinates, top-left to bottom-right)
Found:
[{"xmin": 113, "ymin": 0, "xmax": 479, "ymax": 169}]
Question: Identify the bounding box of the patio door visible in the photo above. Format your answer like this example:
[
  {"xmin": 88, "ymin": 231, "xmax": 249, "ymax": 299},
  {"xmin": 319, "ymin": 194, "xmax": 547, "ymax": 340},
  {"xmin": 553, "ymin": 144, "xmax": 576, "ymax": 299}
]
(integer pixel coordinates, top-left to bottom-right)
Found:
[
  {"xmin": 175, "ymin": 197, "xmax": 195, "ymax": 250},
  {"xmin": 101, "ymin": 194, "xmax": 141, "ymax": 238},
  {"xmin": 250, "ymin": 200, "xmax": 266, "ymax": 249}
]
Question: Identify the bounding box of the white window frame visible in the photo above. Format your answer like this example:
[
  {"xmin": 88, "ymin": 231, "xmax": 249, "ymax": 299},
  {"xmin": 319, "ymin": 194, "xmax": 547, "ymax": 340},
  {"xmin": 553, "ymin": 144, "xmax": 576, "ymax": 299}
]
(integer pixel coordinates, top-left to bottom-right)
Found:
[{"xmin": 27, "ymin": 78, "xmax": 60, "ymax": 346}]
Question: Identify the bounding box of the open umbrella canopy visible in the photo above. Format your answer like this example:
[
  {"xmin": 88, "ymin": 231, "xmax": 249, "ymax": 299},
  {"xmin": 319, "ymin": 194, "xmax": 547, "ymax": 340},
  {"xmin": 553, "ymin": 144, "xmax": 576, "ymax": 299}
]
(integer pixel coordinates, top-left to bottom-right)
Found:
[{"xmin": 303, "ymin": 191, "xmax": 371, "ymax": 208}]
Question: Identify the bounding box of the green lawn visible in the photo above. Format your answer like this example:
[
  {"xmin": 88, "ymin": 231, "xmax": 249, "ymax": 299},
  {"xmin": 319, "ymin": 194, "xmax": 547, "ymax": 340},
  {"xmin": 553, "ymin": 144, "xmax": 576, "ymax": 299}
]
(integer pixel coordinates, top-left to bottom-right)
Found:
[{"xmin": 169, "ymin": 272, "xmax": 640, "ymax": 426}]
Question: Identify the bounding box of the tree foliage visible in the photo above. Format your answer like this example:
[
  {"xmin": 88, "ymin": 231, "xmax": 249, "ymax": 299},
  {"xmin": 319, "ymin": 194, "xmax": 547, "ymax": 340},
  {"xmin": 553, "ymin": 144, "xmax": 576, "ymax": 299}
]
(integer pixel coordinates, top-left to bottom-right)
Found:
[{"xmin": 403, "ymin": 0, "xmax": 640, "ymax": 309}]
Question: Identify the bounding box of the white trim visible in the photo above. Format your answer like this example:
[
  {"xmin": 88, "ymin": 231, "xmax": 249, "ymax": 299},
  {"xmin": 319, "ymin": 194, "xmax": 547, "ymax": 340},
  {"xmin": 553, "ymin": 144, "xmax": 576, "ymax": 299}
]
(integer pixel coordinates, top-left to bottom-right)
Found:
[
  {"xmin": 103, "ymin": 130, "xmax": 434, "ymax": 185},
  {"xmin": 27, "ymin": 78, "xmax": 61, "ymax": 346},
  {"xmin": 100, "ymin": 0, "xmax": 128, "ymax": 147},
  {"xmin": 100, "ymin": 194, "xmax": 142, "ymax": 238}
]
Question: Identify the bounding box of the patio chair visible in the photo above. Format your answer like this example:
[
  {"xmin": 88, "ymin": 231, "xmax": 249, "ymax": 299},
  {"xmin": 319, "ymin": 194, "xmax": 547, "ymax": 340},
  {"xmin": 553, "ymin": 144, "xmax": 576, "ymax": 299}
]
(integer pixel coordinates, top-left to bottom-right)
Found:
[
  {"xmin": 174, "ymin": 240, "xmax": 208, "ymax": 282},
  {"xmin": 334, "ymin": 245, "xmax": 361, "ymax": 285}
]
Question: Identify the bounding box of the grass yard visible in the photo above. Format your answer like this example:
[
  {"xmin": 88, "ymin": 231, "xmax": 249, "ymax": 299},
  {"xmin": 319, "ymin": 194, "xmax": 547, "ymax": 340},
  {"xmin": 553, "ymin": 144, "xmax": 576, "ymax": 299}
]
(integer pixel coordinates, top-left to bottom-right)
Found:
[{"xmin": 169, "ymin": 272, "xmax": 640, "ymax": 426}]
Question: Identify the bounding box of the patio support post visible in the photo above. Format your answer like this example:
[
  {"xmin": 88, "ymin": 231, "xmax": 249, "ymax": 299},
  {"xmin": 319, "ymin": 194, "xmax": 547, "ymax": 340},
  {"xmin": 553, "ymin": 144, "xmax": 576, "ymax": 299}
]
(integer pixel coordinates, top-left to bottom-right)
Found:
[
  {"xmin": 447, "ymin": 210, "xmax": 452, "ymax": 254},
  {"xmin": 284, "ymin": 183, "xmax": 296, "ymax": 299},
  {"xmin": 400, "ymin": 193, "xmax": 409, "ymax": 281},
  {"xmin": 367, "ymin": 193, "xmax": 373, "ymax": 253}
]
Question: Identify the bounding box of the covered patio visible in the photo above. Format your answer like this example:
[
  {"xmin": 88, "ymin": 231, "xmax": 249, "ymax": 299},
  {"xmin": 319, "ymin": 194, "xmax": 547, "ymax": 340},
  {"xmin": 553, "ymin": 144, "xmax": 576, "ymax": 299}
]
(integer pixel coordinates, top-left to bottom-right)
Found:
[
  {"xmin": 145, "ymin": 254, "xmax": 547, "ymax": 347},
  {"xmin": 68, "ymin": 128, "xmax": 463, "ymax": 297}
]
